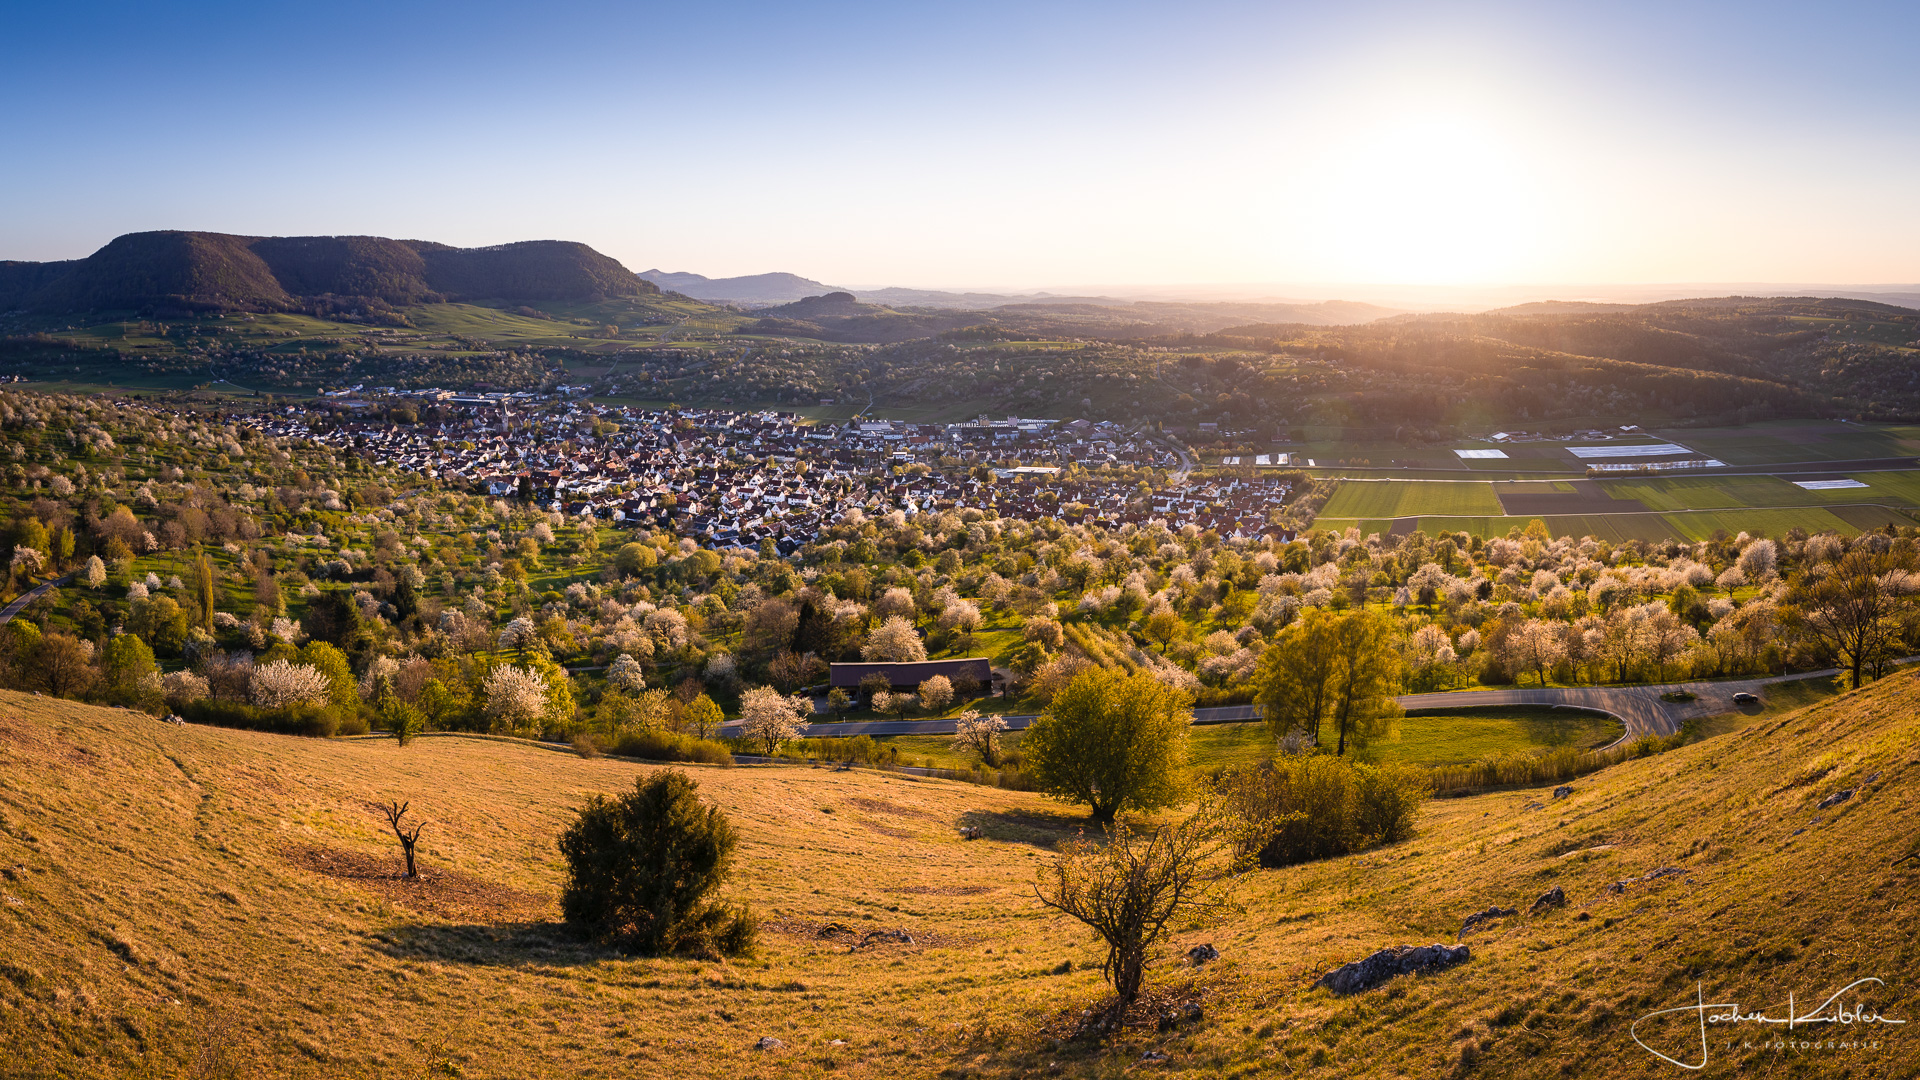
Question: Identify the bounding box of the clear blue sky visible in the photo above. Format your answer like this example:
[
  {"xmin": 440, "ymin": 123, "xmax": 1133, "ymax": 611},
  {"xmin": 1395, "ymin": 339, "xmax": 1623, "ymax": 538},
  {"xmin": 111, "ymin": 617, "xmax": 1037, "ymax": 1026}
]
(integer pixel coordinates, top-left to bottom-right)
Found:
[{"xmin": 4, "ymin": 0, "xmax": 1918, "ymax": 288}]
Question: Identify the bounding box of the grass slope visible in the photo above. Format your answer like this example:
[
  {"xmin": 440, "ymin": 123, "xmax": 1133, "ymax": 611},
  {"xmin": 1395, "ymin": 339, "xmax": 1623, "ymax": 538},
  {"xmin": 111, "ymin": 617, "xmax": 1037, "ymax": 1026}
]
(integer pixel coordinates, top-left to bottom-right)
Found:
[{"xmin": 5, "ymin": 681, "xmax": 1920, "ymax": 1078}]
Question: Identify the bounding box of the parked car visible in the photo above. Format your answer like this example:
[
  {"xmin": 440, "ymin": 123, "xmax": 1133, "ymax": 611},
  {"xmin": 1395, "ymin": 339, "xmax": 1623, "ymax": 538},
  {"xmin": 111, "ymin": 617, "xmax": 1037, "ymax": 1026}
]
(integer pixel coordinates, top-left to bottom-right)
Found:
[{"xmin": 1731, "ymin": 692, "xmax": 1760, "ymax": 705}]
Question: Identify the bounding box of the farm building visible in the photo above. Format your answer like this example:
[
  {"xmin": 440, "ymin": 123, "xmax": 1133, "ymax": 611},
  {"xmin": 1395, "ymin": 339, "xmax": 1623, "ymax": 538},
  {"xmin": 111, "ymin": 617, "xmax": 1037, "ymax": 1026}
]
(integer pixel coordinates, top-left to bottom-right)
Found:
[{"xmin": 830, "ymin": 658, "xmax": 994, "ymax": 694}]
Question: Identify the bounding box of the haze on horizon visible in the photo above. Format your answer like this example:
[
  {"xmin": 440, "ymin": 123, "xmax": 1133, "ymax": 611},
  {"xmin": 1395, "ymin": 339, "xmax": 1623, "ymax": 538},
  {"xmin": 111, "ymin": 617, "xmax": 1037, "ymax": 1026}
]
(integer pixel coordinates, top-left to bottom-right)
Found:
[{"xmin": 5, "ymin": 0, "xmax": 1919, "ymax": 294}]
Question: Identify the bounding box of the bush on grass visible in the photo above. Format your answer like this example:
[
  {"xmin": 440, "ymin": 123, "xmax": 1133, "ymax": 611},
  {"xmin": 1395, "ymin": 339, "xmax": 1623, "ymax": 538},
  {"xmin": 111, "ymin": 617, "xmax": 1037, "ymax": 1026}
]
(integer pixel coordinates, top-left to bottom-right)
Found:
[
  {"xmin": 180, "ymin": 698, "xmax": 368, "ymax": 738},
  {"xmin": 558, "ymin": 770, "xmax": 757, "ymax": 958}
]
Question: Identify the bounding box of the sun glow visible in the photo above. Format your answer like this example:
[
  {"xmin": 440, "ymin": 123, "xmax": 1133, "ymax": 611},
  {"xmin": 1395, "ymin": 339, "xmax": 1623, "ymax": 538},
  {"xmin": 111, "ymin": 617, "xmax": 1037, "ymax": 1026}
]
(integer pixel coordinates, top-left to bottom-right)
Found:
[{"xmin": 1284, "ymin": 108, "xmax": 1558, "ymax": 285}]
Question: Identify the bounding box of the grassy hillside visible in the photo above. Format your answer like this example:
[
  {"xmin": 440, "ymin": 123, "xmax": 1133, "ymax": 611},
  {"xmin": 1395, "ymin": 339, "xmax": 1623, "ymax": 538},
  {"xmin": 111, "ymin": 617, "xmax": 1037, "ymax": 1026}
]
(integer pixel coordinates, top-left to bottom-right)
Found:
[{"xmin": 5, "ymin": 679, "xmax": 1918, "ymax": 1077}]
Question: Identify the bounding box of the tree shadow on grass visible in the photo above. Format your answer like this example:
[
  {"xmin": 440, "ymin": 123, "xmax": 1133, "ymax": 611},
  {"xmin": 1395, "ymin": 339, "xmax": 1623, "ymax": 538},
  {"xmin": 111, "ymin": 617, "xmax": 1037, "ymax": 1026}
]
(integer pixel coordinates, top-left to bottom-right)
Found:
[
  {"xmin": 958, "ymin": 807, "xmax": 1089, "ymax": 849},
  {"xmin": 366, "ymin": 921, "xmax": 610, "ymax": 968}
]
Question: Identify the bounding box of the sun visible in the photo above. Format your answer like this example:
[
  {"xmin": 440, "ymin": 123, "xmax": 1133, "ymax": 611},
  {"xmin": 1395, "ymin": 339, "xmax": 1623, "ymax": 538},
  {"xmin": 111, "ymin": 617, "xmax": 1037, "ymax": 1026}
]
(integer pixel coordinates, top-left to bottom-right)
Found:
[{"xmin": 1288, "ymin": 111, "xmax": 1554, "ymax": 285}]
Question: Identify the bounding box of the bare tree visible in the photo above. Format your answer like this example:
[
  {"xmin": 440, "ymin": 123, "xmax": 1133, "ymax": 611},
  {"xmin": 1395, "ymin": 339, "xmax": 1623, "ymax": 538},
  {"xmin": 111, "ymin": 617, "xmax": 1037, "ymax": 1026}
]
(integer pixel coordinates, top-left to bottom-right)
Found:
[
  {"xmin": 381, "ymin": 801, "xmax": 427, "ymax": 879},
  {"xmin": 1034, "ymin": 801, "xmax": 1241, "ymax": 1019}
]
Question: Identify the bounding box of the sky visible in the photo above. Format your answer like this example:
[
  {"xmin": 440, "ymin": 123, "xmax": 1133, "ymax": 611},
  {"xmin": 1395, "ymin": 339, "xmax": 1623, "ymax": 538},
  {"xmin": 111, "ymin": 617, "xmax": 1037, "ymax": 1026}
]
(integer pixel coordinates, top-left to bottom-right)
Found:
[{"xmin": 4, "ymin": 0, "xmax": 1919, "ymax": 293}]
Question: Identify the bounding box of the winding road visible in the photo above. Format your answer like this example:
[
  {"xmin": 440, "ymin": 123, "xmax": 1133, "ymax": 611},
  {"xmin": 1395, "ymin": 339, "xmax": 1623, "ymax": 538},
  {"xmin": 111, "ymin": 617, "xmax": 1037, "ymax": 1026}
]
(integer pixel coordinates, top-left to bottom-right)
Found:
[
  {"xmin": 0, "ymin": 572, "xmax": 74, "ymax": 626},
  {"xmin": 728, "ymin": 666, "xmax": 1861, "ymax": 744}
]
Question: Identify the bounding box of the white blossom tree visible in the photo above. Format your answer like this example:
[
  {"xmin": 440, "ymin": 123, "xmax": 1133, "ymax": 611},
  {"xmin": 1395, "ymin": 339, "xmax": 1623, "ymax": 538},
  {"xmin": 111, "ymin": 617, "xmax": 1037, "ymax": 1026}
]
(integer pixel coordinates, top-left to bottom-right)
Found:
[
  {"xmin": 250, "ymin": 660, "xmax": 331, "ymax": 709},
  {"xmin": 606, "ymin": 652, "xmax": 648, "ymax": 693},
  {"xmin": 498, "ymin": 615, "xmax": 540, "ymax": 658},
  {"xmin": 483, "ymin": 665, "xmax": 549, "ymax": 732},
  {"xmin": 918, "ymin": 674, "xmax": 954, "ymax": 713},
  {"xmin": 740, "ymin": 685, "xmax": 808, "ymax": 755},
  {"xmin": 938, "ymin": 599, "xmax": 983, "ymax": 635},
  {"xmin": 644, "ymin": 608, "xmax": 690, "ymax": 652},
  {"xmin": 861, "ymin": 615, "xmax": 927, "ymax": 662},
  {"xmin": 1404, "ymin": 624, "xmax": 1457, "ymax": 691},
  {"xmin": 161, "ymin": 670, "xmax": 210, "ymax": 709},
  {"xmin": 951, "ymin": 709, "xmax": 1008, "ymax": 767}
]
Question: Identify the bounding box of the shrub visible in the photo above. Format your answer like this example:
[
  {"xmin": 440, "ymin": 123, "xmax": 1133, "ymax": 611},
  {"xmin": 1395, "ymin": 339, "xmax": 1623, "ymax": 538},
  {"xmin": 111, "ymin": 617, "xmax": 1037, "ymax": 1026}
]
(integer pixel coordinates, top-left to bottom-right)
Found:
[
  {"xmin": 558, "ymin": 770, "xmax": 757, "ymax": 957},
  {"xmin": 606, "ymin": 728, "xmax": 734, "ymax": 766},
  {"xmin": 1217, "ymin": 755, "xmax": 1429, "ymax": 867},
  {"xmin": 179, "ymin": 698, "xmax": 360, "ymax": 738}
]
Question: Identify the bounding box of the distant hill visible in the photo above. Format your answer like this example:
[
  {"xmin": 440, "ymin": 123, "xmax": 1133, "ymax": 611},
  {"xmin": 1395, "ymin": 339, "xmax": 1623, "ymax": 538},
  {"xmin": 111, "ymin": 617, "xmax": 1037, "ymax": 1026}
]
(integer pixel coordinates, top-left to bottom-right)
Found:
[
  {"xmin": 637, "ymin": 269, "xmax": 836, "ymax": 305},
  {"xmin": 743, "ymin": 292, "xmax": 966, "ymax": 343},
  {"xmin": 0, "ymin": 231, "xmax": 657, "ymax": 316},
  {"xmin": 1488, "ymin": 300, "xmax": 1639, "ymax": 316},
  {"xmin": 755, "ymin": 291, "xmax": 873, "ymax": 320}
]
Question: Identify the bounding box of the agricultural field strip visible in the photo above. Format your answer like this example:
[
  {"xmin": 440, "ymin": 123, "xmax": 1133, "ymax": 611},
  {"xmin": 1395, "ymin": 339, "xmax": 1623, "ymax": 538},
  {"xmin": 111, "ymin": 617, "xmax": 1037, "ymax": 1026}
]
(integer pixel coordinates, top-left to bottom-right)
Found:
[
  {"xmin": 1321, "ymin": 473, "xmax": 1920, "ymax": 525},
  {"xmin": 1565, "ymin": 442, "xmax": 1695, "ymax": 459}
]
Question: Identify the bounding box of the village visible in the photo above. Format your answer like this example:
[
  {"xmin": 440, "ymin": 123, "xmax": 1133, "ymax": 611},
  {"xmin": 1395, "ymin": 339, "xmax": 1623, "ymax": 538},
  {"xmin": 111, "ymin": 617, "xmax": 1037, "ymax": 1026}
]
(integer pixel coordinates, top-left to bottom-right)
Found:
[{"xmin": 244, "ymin": 395, "xmax": 1301, "ymax": 552}]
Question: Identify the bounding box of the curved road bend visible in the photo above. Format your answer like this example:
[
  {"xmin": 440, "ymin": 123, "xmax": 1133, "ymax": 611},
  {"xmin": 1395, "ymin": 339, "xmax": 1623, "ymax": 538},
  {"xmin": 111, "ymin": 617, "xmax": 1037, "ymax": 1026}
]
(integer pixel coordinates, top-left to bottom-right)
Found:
[
  {"xmin": 738, "ymin": 667, "xmax": 1869, "ymax": 743},
  {"xmin": 0, "ymin": 572, "xmax": 74, "ymax": 626}
]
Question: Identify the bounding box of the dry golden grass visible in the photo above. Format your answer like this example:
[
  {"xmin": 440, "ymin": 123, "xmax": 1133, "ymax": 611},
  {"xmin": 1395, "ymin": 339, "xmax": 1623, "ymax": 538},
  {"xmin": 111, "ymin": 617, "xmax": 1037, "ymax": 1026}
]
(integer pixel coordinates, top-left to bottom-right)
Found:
[{"xmin": 2, "ymin": 675, "xmax": 1918, "ymax": 1079}]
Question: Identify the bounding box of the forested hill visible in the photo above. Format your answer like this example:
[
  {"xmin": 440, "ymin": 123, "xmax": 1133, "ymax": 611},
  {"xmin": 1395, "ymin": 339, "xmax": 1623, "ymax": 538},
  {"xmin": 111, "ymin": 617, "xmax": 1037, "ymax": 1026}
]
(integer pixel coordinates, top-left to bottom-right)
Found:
[
  {"xmin": 1193, "ymin": 296, "xmax": 1920, "ymax": 423},
  {"xmin": 0, "ymin": 231, "xmax": 658, "ymax": 317}
]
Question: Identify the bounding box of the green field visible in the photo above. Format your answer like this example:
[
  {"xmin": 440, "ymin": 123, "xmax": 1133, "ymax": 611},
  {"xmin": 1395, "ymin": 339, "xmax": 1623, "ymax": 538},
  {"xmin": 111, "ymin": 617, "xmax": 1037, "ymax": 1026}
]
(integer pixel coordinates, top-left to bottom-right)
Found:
[
  {"xmin": 1316, "ymin": 513, "xmax": 1683, "ymax": 542},
  {"xmin": 1657, "ymin": 506, "xmax": 1894, "ymax": 540},
  {"xmin": 1318, "ymin": 500, "xmax": 1917, "ymax": 543},
  {"xmin": 1666, "ymin": 420, "xmax": 1920, "ymax": 465},
  {"xmin": 1319, "ymin": 480, "xmax": 1503, "ymax": 519},
  {"xmin": 1597, "ymin": 473, "xmax": 1920, "ymax": 511},
  {"xmin": 1389, "ymin": 706, "xmax": 1622, "ymax": 764}
]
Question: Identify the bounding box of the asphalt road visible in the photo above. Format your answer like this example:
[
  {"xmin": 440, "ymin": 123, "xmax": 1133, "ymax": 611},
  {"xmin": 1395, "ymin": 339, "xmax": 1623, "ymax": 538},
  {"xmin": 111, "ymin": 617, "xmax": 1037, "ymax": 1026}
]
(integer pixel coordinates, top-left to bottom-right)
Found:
[
  {"xmin": 733, "ymin": 668, "xmax": 1864, "ymax": 743},
  {"xmin": 0, "ymin": 572, "xmax": 74, "ymax": 626},
  {"xmin": 718, "ymin": 702, "xmax": 1262, "ymax": 739}
]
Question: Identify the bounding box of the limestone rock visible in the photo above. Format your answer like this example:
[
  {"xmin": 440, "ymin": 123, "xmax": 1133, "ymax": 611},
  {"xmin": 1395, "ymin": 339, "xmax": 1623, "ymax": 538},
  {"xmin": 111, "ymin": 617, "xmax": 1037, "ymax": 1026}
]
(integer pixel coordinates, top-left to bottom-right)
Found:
[
  {"xmin": 1459, "ymin": 906, "xmax": 1517, "ymax": 936},
  {"xmin": 1530, "ymin": 885, "xmax": 1567, "ymax": 914},
  {"xmin": 1312, "ymin": 943, "xmax": 1470, "ymax": 995}
]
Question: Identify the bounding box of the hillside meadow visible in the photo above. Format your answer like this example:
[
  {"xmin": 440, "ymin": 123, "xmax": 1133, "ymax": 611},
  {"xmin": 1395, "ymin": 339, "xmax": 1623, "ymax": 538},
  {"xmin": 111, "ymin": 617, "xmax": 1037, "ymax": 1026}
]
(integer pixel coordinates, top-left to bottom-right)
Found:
[{"xmin": 3, "ymin": 678, "xmax": 1919, "ymax": 1078}]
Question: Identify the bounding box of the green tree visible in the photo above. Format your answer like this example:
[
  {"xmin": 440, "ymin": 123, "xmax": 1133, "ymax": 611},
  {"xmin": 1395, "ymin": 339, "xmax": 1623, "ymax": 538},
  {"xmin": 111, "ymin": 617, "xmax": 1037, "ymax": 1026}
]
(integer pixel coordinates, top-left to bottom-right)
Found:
[
  {"xmin": 101, "ymin": 633, "xmax": 161, "ymax": 710},
  {"xmin": 1326, "ymin": 609, "xmax": 1401, "ymax": 756},
  {"xmin": 614, "ymin": 542, "xmax": 657, "ymax": 577},
  {"xmin": 527, "ymin": 653, "xmax": 578, "ymax": 731},
  {"xmin": 1022, "ymin": 666, "xmax": 1191, "ymax": 823},
  {"xmin": 131, "ymin": 595, "xmax": 192, "ymax": 656},
  {"xmin": 418, "ymin": 678, "xmax": 457, "ymax": 728},
  {"xmin": 1256, "ymin": 608, "xmax": 1400, "ymax": 755},
  {"xmin": 298, "ymin": 640, "xmax": 357, "ymax": 711},
  {"xmin": 382, "ymin": 696, "xmax": 426, "ymax": 746},
  {"xmin": 192, "ymin": 550, "xmax": 217, "ymax": 631},
  {"xmin": 683, "ymin": 694, "xmax": 724, "ymax": 739},
  {"xmin": 558, "ymin": 770, "xmax": 757, "ymax": 957},
  {"xmin": 1143, "ymin": 609, "xmax": 1181, "ymax": 653},
  {"xmin": 1254, "ymin": 607, "xmax": 1341, "ymax": 748}
]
